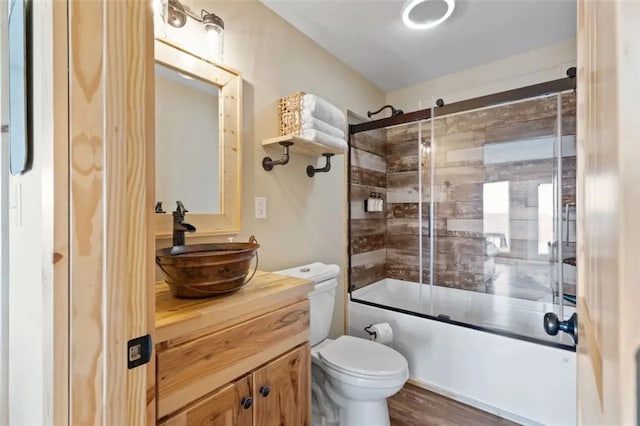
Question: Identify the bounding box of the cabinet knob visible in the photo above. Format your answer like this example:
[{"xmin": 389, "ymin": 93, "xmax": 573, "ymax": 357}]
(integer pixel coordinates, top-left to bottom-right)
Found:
[
  {"xmin": 259, "ymin": 386, "xmax": 271, "ymax": 397},
  {"xmin": 240, "ymin": 396, "xmax": 253, "ymax": 409}
]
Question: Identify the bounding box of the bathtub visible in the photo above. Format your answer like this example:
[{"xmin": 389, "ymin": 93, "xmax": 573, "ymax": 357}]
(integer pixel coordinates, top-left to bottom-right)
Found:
[{"xmin": 349, "ymin": 279, "xmax": 576, "ymax": 426}]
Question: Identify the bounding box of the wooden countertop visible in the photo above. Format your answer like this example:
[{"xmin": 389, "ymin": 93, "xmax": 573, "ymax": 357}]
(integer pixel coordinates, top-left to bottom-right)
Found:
[{"xmin": 155, "ymin": 270, "xmax": 313, "ymax": 344}]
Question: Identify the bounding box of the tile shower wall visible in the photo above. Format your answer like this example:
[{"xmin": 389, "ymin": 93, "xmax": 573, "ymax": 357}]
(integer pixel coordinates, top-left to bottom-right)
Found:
[{"xmin": 349, "ymin": 115, "xmax": 387, "ymax": 291}]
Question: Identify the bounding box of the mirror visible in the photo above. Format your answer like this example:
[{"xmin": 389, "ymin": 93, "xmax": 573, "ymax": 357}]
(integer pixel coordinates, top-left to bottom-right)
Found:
[
  {"xmin": 154, "ymin": 39, "xmax": 241, "ymax": 238},
  {"xmin": 155, "ymin": 63, "xmax": 221, "ymax": 213}
]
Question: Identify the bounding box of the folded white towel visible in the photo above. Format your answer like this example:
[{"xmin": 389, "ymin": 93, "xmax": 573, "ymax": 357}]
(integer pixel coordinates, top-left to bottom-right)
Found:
[
  {"xmin": 302, "ymin": 94, "xmax": 346, "ymax": 130},
  {"xmin": 301, "ymin": 114, "xmax": 345, "ymax": 139},
  {"xmin": 300, "ymin": 129, "xmax": 348, "ymax": 151}
]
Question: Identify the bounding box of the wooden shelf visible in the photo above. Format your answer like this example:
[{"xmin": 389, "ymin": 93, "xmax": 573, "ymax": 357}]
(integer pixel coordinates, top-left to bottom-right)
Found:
[{"xmin": 262, "ymin": 134, "xmax": 345, "ymax": 157}]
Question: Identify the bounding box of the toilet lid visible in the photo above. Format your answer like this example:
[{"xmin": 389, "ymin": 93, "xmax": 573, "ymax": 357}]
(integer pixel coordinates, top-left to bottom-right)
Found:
[{"xmin": 318, "ymin": 335, "xmax": 408, "ymax": 378}]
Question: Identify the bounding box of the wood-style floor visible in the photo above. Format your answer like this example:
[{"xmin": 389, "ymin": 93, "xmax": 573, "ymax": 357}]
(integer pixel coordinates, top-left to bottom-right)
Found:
[{"xmin": 388, "ymin": 383, "xmax": 519, "ymax": 426}]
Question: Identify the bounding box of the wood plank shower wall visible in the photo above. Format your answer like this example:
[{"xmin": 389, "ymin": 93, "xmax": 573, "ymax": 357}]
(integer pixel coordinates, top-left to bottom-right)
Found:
[
  {"xmin": 431, "ymin": 94, "xmax": 577, "ymax": 296},
  {"xmin": 386, "ymin": 123, "xmax": 429, "ymax": 283},
  {"xmin": 349, "ymin": 113, "xmax": 387, "ymax": 291},
  {"xmin": 350, "ymin": 93, "xmax": 577, "ymax": 300}
]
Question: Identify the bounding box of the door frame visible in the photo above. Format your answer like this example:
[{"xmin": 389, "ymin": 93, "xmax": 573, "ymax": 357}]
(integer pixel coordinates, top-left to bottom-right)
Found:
[
  {"xmin": 576, "ymin": 0, "xmax": 640, "ymax": 424},
  {"xmin": 67, "ymin": 0, "xmax": 156, "ymax": 424}
]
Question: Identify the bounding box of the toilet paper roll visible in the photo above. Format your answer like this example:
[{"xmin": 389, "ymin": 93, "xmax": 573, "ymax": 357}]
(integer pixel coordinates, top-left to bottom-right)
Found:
[{"xmin": 368, "ymin": 322, "xmax": 393, "ymax": 344}]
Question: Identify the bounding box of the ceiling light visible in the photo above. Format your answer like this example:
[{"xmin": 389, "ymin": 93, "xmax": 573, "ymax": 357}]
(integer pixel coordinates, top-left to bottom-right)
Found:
[{"xmin": 402, "ymin": 0, "xmax": 455, "ymax": 30}]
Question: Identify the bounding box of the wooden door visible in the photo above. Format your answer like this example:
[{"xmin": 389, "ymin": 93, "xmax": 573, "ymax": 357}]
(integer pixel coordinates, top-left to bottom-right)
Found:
[
  {"xmin": 159, "ymin": 375, "xmax": 253, "ymax": 426},
  {"xmin": 68, "ymin": 0, "xmax": 156, "ymax": 424},
  {"xmin": 576, "ymin": 0, "xmax": 640, "ymax": 424},
  {"xmin": 253, "ymin": 344, "xmax": 311, "ymax": 426}
]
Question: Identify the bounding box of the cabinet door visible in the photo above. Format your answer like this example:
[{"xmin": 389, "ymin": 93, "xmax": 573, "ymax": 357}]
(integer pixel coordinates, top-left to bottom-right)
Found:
[
  {"xmin": 160, "ymin": 375, "xmax": 253, "ymax": 426},
  {"xmin": 253, "ymin": 344, "xmax": 311, "ymax": 426}
]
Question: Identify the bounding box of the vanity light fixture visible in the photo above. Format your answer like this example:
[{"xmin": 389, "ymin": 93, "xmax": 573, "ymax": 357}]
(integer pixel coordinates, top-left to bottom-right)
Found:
[
  {"xmin": 165, "ymin": 0, "xmax": 225, "ymax": 60},
  {"xmin": 167, "ymin": 0, "xmax": 187, "ymax": 28},
  {"xmin": 202, "ymin": 10, "xmax": 224, "ymax": 35},
  {"xmin": 402, "ymin": 0, "xmax": 455, "ymax": 30},
  {"xmin": 166, "ymin": 0, "xmax": 225, "ymax": 33},
  {"xmin": 202, "ymin": 10, "xmax": 225, "ymax": 61}
]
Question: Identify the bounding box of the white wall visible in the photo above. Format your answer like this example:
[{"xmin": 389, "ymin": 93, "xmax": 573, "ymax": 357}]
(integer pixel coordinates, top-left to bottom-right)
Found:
[
  {"xmin": 7, "ymin": 132, "xmax": 45, "ymax": 426},
  {"xmin": 5, "ymin": 1, "xmax": 58, "ymax": 423},
  {"xmin": 155, "ymin": 0, "xmax": 385, "ymax": 337},
  {"xmin": 387, "ymin": 39, "xmax": 576, "ymax": 111}
]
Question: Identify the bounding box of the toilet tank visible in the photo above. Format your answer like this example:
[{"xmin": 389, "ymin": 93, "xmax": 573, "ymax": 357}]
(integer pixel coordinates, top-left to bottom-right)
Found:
[{"xmin": 275, "ymin": 263, "xmax": 340, "ymax": 346}]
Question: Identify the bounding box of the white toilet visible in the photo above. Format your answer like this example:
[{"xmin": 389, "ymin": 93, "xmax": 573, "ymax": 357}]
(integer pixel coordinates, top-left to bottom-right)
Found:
[{"xmin": 276, "ymin": 263, "xmax": 409, "ymax": 426}]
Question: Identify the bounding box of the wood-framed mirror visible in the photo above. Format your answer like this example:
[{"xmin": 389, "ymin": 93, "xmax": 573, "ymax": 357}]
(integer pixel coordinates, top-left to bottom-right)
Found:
[{"xmin": 154, "ymin": 38, "xmax": 241, "ymax": 238}]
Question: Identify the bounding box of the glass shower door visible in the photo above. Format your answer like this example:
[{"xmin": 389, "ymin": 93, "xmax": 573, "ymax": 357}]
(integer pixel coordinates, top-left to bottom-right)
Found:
[
  {"xmin": 429, "ymin": 92, "xmax": 576, "ymax": 347},
  {"xmin": 349, "ymin": 118, "xmax": 432, "ymax": 314},
  {"xmin": 349, "ymin": 90, "xmax": 577, "ymax": 349}
]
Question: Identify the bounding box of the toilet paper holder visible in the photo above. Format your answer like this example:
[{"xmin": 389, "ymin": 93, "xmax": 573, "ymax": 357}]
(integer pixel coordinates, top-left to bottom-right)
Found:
[{"xmin": 364, "ymin": 324, "xmax": 377, "ymax": 339}]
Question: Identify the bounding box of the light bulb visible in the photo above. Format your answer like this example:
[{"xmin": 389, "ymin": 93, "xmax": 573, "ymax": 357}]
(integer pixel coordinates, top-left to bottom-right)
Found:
[
  {"xmin": 202, "ymin": 11, "xmax": 224, "ymax": 62},
  {"xmin": 205, "ymin": 27, "xmax": 223, "ymax": 62}
]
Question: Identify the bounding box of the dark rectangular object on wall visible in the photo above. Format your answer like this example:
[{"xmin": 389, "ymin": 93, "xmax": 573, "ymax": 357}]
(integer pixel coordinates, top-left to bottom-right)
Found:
[{"xmin": 8, "ymin": 0, "xmax": 33, "ymax": 175}]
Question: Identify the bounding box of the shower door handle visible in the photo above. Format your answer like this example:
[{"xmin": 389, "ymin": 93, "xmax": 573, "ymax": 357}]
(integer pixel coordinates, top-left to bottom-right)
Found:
[{"xmin": 543, "ymin": 312, "xmax": 578, "ymax": 344}]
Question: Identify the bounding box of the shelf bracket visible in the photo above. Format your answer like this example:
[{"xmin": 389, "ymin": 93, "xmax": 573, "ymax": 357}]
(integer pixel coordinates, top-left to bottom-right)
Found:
[
  {"xmin": 307, "ymin": 153, "xmax": 334, "ymax": 178},
  {"xmin": 262, "ymin": 142, "xmax": 294, "ymax": 171}
]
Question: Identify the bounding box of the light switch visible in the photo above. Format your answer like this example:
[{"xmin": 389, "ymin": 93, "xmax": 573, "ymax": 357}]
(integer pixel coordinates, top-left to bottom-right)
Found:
[
  {"xmin": 10, "ymin": 183, "xmax": 22, "ymax": 227},
  {"xmin": 255, "ymin": 197, "xmax": 267, "ymax": 219}
]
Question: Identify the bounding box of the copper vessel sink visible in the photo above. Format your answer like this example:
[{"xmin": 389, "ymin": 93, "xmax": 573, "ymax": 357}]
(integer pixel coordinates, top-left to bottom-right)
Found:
[{"xmin": 156, "ymin": 236, "xmax": 259, "ymax": 298}]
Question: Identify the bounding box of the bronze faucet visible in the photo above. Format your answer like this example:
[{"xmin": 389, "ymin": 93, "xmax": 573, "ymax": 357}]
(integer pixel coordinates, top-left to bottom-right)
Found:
[{"xmin": 173, "ymin": 201, "xmax": 196, "ymax": 246}]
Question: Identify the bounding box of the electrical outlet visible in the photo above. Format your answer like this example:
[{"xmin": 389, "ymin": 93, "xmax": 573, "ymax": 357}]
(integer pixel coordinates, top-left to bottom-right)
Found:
[{"xmin": 255, "ymin": 197, "xmax": 267, "ymax": 219}]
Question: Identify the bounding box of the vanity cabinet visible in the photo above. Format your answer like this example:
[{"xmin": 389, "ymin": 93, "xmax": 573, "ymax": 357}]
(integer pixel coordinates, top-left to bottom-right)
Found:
[
  {"xmin": 155, "ymin": 271, "xmax": 313, "ymax": 425},
  {"xmin": 253, "ymin": 345, "xmax": 310, "ymax": 425},
  {"xmin": 159, "ymin": 375, "xmax": 253, "ymax": 426},
  {"xmin": 159, "ymin": 345, "xmax": 310, "ymax": 426}
]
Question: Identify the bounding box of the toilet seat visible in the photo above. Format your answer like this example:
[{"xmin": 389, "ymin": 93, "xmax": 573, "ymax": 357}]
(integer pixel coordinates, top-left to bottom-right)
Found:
[{"xmin": 318, "ymin": 336, "xmax": 408, "ymax": 381}]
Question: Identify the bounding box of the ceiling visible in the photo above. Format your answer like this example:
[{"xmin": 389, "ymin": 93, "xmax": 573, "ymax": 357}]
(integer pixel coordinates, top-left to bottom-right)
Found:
[{"xmin": 261, "ymin": 0, "xmax": 577, "ymax": 92}]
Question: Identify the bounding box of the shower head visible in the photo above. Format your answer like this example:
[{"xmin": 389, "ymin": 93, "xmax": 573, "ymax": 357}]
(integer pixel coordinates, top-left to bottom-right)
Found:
[{"xmin": 367, "ymin": 105, "xmax": 404, "ymax": 119}]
